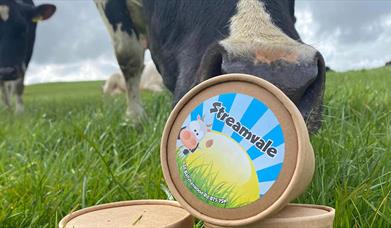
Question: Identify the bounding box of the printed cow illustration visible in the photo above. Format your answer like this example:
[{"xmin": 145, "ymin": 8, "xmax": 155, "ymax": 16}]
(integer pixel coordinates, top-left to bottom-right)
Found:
[{"xmin": 178, "ymin": 115, "xmax": 212, "ymax": 156}]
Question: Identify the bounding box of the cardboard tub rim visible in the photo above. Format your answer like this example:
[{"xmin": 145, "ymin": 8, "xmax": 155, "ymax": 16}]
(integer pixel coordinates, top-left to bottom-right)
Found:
[
  {"xmin": 256, "ymin": 204, "xmax": 335, "ymax": 224},
  {"xmin": 205, "ymin": 203, "xmax": 336, "ymax": 227},
  {"xmin": 58, "ymin": 200, "xmax": 193, "ymax": 228},
  {"xmin": 160, "ymin": 74, "xmax": 315, "ymax": 226}
]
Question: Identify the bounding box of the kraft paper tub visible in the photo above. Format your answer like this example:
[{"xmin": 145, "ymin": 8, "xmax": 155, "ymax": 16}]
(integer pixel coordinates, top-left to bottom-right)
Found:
[
  {"xmin": 59, "ymin": 200, "xmax": 194, "ymax": 228},
  {"xmin": 204, "ymin": 204, "xmax": 335, "ymax": 228},
  {"xmin": 161, "ymin": 74, "xmax": 315, "ymax": 227}
]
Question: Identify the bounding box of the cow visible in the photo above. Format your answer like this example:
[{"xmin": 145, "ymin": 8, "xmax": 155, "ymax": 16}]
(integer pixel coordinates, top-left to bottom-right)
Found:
[
  {"xmin": 178, "ymin": 115, "xmax": 212, "ymax": 156},
  {"xmin": 95, "ymin": 0, "xmax": 146, "ymax": 120},
  {"xmin": 95, "ymin": 0, "xmax": 326, "ymax": 133},
  {"xmin": 103, "ymin": 72, "xmax": 127, "ymax": 96},
  {"xmin": 0, "ymin": 0, "xmax": 56, "ymax": 113},
  {"xmin": 139, "ymin": 60, "xmax": 164, "ymax": 92},
  {"xmin": 103, "ymin": 61, "xmax": 164, "ymax": 96}
]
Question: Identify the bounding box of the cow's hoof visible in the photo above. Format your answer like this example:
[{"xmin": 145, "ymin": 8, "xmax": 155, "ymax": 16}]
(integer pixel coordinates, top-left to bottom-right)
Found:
[
  {"xmin": 15, "ymin": 105, "xmax": 24, "ymax": 114},
  {"xmin": 125, "ymin": 106, "xmax": 146, "ymax": 125}
]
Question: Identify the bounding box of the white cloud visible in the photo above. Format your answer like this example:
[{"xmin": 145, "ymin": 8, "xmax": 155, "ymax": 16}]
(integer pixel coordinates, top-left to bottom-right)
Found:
[
  {"xmin": 25, "ymin": 54, "xmax": 119, "ymax": 85},
  {"xmin": 296, "ymin": 6, "xmax": 391, "ymax": 71},
  {"xmin": 26, "ymin": 50, "xmax": 153, "ymax": 85}
]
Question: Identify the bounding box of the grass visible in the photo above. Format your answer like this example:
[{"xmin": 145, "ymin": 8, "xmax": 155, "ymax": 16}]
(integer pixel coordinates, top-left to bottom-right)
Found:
[
  {"xmin": 297, "ymin": 67, "xmax": 391, "ymax": 227},
  {"xmin": 176, "ymin": 149, "xmax": 244, "ymax": 208},
  {"xmin": 0, "ymin": 67, "xmax": 391, "ymax": 227}
]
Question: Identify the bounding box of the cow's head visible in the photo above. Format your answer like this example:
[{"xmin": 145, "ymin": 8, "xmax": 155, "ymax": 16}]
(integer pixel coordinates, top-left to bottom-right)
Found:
[
  {"xmin": 193, "ymin": 0, "xmax": 325, "ymax": 134},
  {"xmin": 0, "ymin": 0, "xmax": 56, "ymax": 81},
  {"xmin": 147, "ymin": 0, "xmax": 324, "ymax": 134}
]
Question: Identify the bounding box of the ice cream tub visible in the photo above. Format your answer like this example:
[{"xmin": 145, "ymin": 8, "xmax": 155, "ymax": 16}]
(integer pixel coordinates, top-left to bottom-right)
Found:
[
  {"xmin": 59, "ymin": 200, "xmax": 194, "ymax": 228},
  {"xmin": 161, "ymin": 74, "xmax": 315, "ymax": 227},
  {"xmin": 204, "ymin": 204, "xmax": 335, "ymax": 228}
]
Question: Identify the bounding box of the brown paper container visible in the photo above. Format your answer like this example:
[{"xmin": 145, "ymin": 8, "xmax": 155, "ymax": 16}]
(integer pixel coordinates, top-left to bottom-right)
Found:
[
  {"xmin": 59, "ymin": 200, "xmax": 194, "ymax": 228},
  {"xmin": 204, "ymin": 204, "xmax": 335, "ymax": 228},
  {"xmin": 161, "ymin": 74, "xmax": 315, "ymax": 227}
]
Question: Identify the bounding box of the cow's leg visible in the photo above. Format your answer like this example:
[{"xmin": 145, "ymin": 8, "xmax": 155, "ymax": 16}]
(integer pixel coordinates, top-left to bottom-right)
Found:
[
  {"xmin": 95, "ymin": 0, "xmax": 146, "ymax": 122},
  {"xmin": 123, "ymin": 64, "xmax": 144, "ymax": 120},
  {"xmin": 14, "ymin": 78, "xmax": 24, "ymax": 113},
  {"xmin": 113, "ymin": 30, "xmax": 145, "ymax": 121},
  {"xmin": 0, "ymin": 81, "xmax": 11, "ymax": 109}
]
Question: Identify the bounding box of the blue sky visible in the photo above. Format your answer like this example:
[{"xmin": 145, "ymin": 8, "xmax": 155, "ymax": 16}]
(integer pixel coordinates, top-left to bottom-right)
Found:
[{"xmin": 25, "ymin": 0, "xmax": 391, "ymax": 84}]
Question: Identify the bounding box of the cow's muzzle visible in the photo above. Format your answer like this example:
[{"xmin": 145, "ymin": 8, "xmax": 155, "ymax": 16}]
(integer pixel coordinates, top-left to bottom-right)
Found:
[
  {"xmin": 197, "ymin": 43, "xmax": 326, "ymax": 134},
  {"xmin": 0, "ymin": 67, "xmax": 18, "ymax": 81}
]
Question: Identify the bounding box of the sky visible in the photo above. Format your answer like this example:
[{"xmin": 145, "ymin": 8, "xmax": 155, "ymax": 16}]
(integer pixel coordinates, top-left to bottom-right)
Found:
[{"xmin": 25, "ymin": 0, "xmax": 391, "ymax": 85}]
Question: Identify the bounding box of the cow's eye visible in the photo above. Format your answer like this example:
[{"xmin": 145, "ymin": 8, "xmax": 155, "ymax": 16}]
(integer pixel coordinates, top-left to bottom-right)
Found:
[
  {"xmin": 194, "ymin": 130, "xmax": 196, "ymax": 132},
  {"xmin": 196, "ymin": 133, "xmax": 199, "ymax": 136}
]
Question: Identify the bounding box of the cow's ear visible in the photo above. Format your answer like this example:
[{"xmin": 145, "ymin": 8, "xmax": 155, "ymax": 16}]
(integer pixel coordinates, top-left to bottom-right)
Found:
[{"xmin": 32, "ymin": 4, "xmax": 56, "ymax": 23}]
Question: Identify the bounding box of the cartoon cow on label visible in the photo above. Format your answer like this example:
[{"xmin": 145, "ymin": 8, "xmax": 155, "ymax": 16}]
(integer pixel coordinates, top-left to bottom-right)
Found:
[{"xmin": 178, "ymin": 115, "xmax": 213, "ymax": 156}]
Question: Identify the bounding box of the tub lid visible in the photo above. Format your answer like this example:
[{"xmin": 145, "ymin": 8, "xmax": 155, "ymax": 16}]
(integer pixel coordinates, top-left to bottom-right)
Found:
[
  {"xmin": 250, "ymin": 204, "xmax": 335, "ymax": 228},
  {"xmin": 161, "ymin": 74, "xmax": 311, "ymax": 225},
  {"xmin": 59, "ymin": 200, "xmax": 193, "ymax": 228},
  {"xmin": 206, "ymin": 204, "xmax": 336, "ymax": 228}
]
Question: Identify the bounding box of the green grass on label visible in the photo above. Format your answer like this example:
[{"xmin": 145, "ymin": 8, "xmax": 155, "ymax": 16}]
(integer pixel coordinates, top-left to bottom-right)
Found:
[
  {"xmin": 176, "ymin": 149, "xmax": 246, "ymax": 208},
  {"xmin": 0, "ymin": 66, "xmax": 391, "ymax": 227}
]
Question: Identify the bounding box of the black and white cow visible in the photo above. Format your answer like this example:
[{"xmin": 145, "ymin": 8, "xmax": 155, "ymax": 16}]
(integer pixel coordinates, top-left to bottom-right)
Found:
[
  {"xmin": 95, "ymin": 0, "xmax": 325, "ymax": 133},
  {"xmin": 95, "ymin": 0, "xmax": 146, "ymax": 120},
  {"xmin": 0, "ymin": 0, "xmax": 56, "ymax": 112}
]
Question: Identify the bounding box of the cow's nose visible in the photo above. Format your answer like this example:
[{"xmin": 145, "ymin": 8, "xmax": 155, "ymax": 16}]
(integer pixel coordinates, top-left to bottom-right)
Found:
[
  {"xmin": 221, "ymin": 45, "xmax": 325, "ymax": 133},
  {"xmin": 180, "ymin": 130, "xmax": 192, "ymax": 140},
  {"xmin": 221, "ymin": 45, "xmax": 323, "ymax": 105},
  {"xmin": 196, "ymin": 43, "xmax": 326, "ymax": 133}
]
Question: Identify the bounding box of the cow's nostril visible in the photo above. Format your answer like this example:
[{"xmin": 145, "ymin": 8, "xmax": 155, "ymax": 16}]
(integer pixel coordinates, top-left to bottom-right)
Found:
[
  {"xmin": 286, "ymin": 51, "xmax": 323, "ymax": 106},
  {"xmin": 300, "ymin": 53, "xmax": 325, "ymax": 102},
  {"xmin": 298, "ymin": 52, "xmax": 326, "ymax": 134},
  {"xmin": 197, "ymin": 43, "xmax": 227, "ymax": 81}
]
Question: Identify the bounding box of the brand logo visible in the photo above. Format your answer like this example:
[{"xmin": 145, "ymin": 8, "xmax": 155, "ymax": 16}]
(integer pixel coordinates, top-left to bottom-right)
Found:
[
  {"xmin": 176, "ymin": 93, "xmax": 285, "ymax": 208},
  {"xmin": 210, "ymin": 102, "xmax": 278, "ymax": 158}
]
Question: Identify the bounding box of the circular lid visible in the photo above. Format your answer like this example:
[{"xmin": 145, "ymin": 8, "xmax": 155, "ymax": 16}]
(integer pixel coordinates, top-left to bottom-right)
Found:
[
  {"xmin": 206, "ymin": 204, "xmax": 335, "ymax": 228},
  {"xmin": 161, "ymin": 74, "xmax": 308, "ymax": 225},
  {"xmin": 267, "ymin": 204, "xmax": 333, "ymax": 219},
  {"xmin": 251, "ymin": 204, "xmax": 335, "ymax": 228},
  {"xmin": 59, "ymin": 200, "xmax": 193, "ymax": 228}
]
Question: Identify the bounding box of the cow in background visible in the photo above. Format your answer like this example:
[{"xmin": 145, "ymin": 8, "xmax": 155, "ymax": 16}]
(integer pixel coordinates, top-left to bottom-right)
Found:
[
  {"xmin": 0, "ymin": 0, "xmax": 56, "ymax": 112},
  {"xmin": 103, "ymin": 60, "xmax": 164, "ymax": 96},
  {"xmin": 139, "ymin": 60, "xmax": 164, "ymax": 92},
  {"xmin": 95, "ymin": 0, "xmax": 326, "ymax": 133},
  {"xmin": 103, "ymin": 72, "xmax": 127, "ymax": 96}
]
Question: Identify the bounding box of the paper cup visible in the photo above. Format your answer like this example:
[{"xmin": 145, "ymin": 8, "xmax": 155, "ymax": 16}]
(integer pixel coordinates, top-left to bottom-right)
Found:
[
  {"xmin": 59, "ymin": 200, "xmax": 194, "ymax": 228},
  {"xmin": 204, "ymin": 204, "xmax": 335, "ymax": 228},
  {"xmin": 161, "ymin": 74, "xmax": 315, "ymax": 226}
]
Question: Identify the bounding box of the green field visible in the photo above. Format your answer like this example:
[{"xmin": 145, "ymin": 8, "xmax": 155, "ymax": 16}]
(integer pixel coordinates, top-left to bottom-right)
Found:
[{"xmin": 1, "ymin": 67, "xmax": 391, "ymax": 227}]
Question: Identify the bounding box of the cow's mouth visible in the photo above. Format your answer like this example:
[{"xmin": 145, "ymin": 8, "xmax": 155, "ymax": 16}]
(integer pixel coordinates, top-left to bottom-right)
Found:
[{"xmin": 0, "ymin": 67, "xmax": 18, "ymax": 81}]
